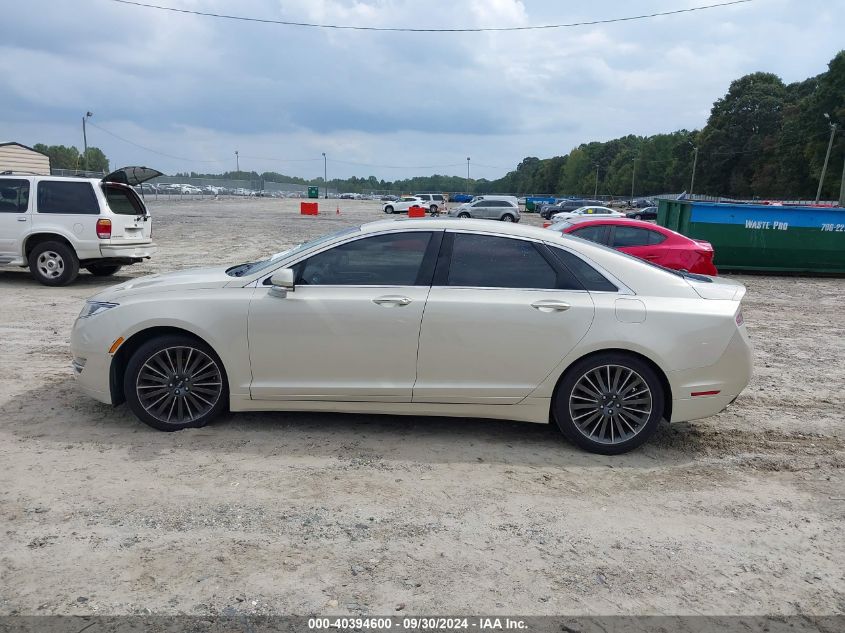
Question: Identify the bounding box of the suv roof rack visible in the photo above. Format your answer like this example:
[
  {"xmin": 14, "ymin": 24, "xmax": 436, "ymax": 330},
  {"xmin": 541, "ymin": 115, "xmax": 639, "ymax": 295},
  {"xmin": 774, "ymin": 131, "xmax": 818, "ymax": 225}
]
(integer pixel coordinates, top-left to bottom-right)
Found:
[{"xmin": 0, "ymin": 170, "xmax": 44, "ymax": 176}]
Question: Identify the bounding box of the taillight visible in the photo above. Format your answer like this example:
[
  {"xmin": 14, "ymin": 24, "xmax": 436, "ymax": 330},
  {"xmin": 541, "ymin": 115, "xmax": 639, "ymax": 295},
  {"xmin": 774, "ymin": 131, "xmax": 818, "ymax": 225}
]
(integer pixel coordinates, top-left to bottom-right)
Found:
[{"xmin": 96, "ymin": 218, "xmax": 112, "ymax": 239}]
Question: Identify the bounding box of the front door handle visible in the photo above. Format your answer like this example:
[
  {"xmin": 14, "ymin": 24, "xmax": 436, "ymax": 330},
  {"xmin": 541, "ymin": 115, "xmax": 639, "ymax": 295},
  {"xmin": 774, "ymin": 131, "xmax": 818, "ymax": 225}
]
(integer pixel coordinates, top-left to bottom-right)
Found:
[
  {"xmin": 531, "ymin": 299, "xmax": 571, "ymax": 312},
  {"xmin": 373, "ymin": 295, "xmax": 412, "ymax": 307},
  {"xmin": 17, "ymin": 217, "xmax": 27, "ymax": 222}
]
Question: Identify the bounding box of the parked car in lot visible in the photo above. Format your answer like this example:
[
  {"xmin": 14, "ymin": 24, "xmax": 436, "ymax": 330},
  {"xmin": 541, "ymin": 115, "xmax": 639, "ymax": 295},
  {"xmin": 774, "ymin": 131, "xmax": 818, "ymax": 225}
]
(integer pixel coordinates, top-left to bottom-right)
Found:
[
  {"xmin": 448, "ymin": 197, "xmax": 520, "ymax": 222},
  {"xmin": 547, "ymin": 216, "xmax": 718, "ymax": 275},
  {"xmin": 413, "ymin": 193, "xmax": 446, "ymax": 213},
  {"xmin": 70, "ymin": 218, "xmax": 751, "ymax": 454},
  {"xmin": 383, "ymin": 196, "xmax": 426, "ymax": 214},
  {"xmin": 451, "ymin": 193, "xmax": 473, "ymax": 203},
  {"xmin": 626, "ymin": 206, "xmax": 658, "ymax": 220},
  {"xmin": 0, "ymin": 167, "xmax": 159, "ymax": 285},
  {"xmin": 551, "ymin": 206, "xmax": 626, "ymax": 222},
  {"xmin": 539, "ymin": 198, "xmax": 602, "ymax": 219}
]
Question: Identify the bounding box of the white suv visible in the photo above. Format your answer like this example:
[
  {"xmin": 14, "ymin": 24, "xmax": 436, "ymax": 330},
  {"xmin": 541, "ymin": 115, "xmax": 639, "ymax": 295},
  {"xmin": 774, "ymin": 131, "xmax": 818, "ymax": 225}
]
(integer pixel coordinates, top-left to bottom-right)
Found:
[
  {"xmin": 413, "ymin": 193, "xmax": 446, "ymax": 213},
  {"xmin": 0, "ymin": 167, "xmax": 159, "ymax": 286}
]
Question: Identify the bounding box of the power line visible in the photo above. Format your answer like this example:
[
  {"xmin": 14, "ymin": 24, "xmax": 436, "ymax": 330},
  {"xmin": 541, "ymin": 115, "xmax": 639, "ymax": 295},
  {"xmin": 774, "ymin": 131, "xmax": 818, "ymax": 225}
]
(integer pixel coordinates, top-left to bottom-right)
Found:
[
  {"xmin": 108, "ymin": 0, "xmax": 755, "ymax": 33},
  {"xmin": 86, "ymin": 121, "xmax": 225, "ymax": 163}
]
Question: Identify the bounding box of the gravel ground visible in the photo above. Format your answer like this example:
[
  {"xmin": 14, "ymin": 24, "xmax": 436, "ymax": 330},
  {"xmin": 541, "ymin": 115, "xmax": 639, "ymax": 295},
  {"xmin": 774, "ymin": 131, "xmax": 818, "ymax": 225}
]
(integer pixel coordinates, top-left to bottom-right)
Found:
[{"xmin": 0, "ymin": 197, "xmax": 843, "ymax": 617}]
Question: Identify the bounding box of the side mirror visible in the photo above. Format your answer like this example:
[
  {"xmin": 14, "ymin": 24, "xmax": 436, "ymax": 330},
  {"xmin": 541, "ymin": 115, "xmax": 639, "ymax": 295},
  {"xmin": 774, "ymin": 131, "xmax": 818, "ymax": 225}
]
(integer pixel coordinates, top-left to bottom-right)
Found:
[{"xmin": 269, "ymin": 268, "xmax": 295, "ymax": 297}]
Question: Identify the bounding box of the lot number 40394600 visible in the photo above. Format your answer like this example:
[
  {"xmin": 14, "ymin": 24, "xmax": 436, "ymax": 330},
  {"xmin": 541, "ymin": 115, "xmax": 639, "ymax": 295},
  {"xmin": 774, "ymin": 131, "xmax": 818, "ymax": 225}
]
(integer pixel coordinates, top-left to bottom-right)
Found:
[{"xmin": 821, "ymin": 223, "xmax": 845, "ymax": 232}]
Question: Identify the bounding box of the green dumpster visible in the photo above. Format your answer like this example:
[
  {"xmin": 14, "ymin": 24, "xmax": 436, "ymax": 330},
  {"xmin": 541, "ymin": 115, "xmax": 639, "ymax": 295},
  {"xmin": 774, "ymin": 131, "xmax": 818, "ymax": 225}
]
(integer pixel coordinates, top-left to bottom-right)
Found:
[
  {"xmin": 657, "ymin": 199, "xmax": 845, "ymax": 273},
  {"xmin": 525, "ymin": 200, "xmax": 536, "ymax": 212},
  {"xmin": 307, "ymin": 186, "xmax": 319, "ymax": 199}
]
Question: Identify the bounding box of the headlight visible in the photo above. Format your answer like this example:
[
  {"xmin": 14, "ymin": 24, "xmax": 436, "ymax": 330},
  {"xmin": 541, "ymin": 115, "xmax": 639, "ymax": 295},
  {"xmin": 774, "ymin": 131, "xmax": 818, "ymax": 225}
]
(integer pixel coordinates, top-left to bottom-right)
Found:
[{"xmin": 78, "ymin": 301, "xmax": 119, "ymax": 319}]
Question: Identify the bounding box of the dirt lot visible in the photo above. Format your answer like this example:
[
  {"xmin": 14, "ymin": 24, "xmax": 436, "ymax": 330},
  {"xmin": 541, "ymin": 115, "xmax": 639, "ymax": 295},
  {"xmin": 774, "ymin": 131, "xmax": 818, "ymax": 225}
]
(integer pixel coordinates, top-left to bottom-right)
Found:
[{"xmin": 1, "ymin": 198, "xmax": 843, "ymax": 617}]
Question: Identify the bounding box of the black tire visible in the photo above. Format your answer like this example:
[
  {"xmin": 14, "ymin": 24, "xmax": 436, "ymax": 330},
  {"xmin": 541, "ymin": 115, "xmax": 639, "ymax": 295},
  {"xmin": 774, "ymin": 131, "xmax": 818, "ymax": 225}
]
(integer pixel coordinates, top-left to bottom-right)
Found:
[
  {"xmin": 552, "ymin": 353, "xmax": 665, "ymax": 455},
  {"xmin": 501, "ymin": 214, "xmax": 515, "ymax": 222},
  {"xmin": 429, "ymin": 205, "xmax": 438, "ymax": 214},
  {"xmin": 28, "ymin": 240, "xmax": 79, "ymax": 286},
  {"xmin": 384, "ymin": 205, "xmax": 394, "ymax": 214},
  {"xmin": 634, "ymin": 214, "xmax": 642, "ymax": 220},
  {"xmin": 124, "ymin": 334, "xmax": 228, "ymax": 432},
  {"xmin": 457, "ymin": 212, "xmax": 471, "ymax": 219},
  {"xmin": 86, "ymin": 264, "xmax": 123, "ymax": 277}
]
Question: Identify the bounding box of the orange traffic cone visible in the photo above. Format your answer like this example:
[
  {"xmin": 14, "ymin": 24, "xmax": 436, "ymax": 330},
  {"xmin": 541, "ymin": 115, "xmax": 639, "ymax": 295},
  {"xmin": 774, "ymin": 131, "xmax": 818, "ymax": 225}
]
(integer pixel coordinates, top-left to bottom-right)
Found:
[{"xmin": 336, "ymin": 205, "xmax": 341, "ymax": 215}]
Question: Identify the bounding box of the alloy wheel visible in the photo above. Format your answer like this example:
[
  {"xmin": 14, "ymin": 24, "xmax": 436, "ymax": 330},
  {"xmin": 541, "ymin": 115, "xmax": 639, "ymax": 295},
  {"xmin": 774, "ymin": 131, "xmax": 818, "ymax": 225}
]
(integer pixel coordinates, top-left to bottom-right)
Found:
[
  {"xmin": 568, "ymin": 364, "xmax": 653, "ymax": 445},
  {"xmin": 37, "ymin": 251, "xmax": 65, "ymax": 280},
  {"xmin": 135, "ymin": 346, "xmax": 223, "ymax": 425}
]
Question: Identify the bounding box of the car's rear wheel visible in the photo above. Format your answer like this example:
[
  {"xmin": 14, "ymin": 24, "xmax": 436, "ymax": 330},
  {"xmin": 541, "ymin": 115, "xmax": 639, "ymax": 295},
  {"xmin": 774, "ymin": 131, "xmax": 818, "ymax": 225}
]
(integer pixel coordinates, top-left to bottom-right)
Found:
[
  {"xmin": 124, "ymin": 335, "xmax": 228, "ymax": 431},
  {"xmin": 86, "ymin": 264, "xmax": 123, "ymax": 277},
  {"xmin": 501, "ymin": 214, "xmax": 515, "ymax": 222},
  {"xmin": 429, "ymin": 205, "xmax": 438, "ymax": 214},
  {"xmin": 384, "ymin": 205, "xmax": 394, "ymax": 214},
  {"xmin": 457, "ymin": 212, "xmax": 471, "ymax": 219},
  {"xmin": 28, "ymin": 241, "xmax": 79, "ymax": 286},
  {"xmin": 553, "ymin": 353, "xmax": 664, "ymax": 455}
]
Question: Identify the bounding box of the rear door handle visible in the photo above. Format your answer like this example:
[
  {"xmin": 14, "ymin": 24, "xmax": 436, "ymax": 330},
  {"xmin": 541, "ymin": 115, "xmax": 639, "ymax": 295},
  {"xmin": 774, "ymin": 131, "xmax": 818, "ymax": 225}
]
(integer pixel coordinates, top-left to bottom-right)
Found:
[
  {"xmin": 531, "ymin": 299, "xmax": 571, "ymax": 312},
  {"xmin": 373, "ymin": 295, "xmax": 412, "ymax": 307}
]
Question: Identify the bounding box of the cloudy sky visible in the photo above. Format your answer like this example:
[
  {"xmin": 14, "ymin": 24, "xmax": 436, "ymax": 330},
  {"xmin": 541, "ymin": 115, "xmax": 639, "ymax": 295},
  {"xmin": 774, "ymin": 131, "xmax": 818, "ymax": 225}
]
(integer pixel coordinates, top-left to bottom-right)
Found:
[{"xmin": 1, "ymin": 0, "xmax": 842, "ymax": 180}]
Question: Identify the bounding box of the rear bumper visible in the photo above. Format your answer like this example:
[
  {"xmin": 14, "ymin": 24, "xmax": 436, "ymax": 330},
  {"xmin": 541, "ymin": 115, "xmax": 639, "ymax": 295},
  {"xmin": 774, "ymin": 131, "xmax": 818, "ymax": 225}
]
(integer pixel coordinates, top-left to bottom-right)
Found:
[
  {"xmin": 668, "ymin": 327, "xmax": 753, "ymax": 423},
  {"xmin": 99, "ymin": 243, "xmax": 157, "ymax": 259}
]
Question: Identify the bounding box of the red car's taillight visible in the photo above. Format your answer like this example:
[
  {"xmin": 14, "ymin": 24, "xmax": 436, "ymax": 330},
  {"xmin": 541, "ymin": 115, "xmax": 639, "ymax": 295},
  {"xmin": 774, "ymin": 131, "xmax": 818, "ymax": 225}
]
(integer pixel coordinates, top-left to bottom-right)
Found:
[{"xmin": 96, "ymin": 218, "xmax": 112, "ymax": 239}]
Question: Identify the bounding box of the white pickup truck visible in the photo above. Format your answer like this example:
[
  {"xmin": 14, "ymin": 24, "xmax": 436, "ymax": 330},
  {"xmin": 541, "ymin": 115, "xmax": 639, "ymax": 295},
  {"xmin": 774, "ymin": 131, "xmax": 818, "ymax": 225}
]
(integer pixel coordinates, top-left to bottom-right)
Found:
[{"xmin": 0, "ymin": 167, "xmax": 160, "ymax": 286}]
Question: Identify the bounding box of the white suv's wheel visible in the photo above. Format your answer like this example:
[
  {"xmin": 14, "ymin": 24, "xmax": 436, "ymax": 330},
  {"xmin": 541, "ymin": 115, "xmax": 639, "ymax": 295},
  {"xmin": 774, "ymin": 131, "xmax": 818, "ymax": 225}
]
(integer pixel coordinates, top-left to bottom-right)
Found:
[{"xmin": 28, "ymin": 241, "xmax": 79, "ymax": 286}]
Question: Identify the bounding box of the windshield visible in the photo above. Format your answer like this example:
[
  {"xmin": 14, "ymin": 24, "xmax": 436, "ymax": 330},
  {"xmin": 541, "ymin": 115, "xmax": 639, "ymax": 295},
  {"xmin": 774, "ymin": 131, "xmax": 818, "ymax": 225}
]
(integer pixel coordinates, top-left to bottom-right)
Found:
[{"xmin": 226, "ymin": 226, "xmax": 360, "ymax": 277}]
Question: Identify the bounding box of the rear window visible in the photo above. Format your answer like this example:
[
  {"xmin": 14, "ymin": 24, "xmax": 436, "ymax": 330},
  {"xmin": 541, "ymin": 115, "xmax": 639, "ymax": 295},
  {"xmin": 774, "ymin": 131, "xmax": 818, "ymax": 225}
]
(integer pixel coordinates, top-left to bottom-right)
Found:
[
  {"xmin": 103, "ymin": 184, "xmax": 145, "ymax": 215},
  {"xmin": 37, "ymin": 181, "xmax": 99, "ymax": 215},
  {"xmin": 0, "ymin": 179, "xmax": 30, "ymax": 213}
]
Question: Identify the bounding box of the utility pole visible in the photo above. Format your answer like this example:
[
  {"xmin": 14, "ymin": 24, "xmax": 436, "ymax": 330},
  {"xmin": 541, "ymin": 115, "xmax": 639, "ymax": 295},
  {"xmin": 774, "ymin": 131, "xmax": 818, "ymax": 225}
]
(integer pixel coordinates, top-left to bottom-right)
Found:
[
  {"xmin": 630, "ymin": 156, "xmax": 637, "ymax": 201},
  {"xmin": 466, "ymin": 157, "xmax": 471, "ymax": 193},
  {"xmin": 322, "ymin": 152, "xmax": 327, "ymax": 198},
  {"xmin": 82, "ymin": 111, "xmax": 92, "ymax": 171},
  {"xmin": 816, "ymin": 118, "xmax": 838, "ymax": 203},
  {"xmin": 839, "ymin": 152, "xmax": 845, "ymax": 208},
  {"xmin": 690, "ymin": 146, "xmax": 699, "ymax": 196},
  {"xmin": 594, "ymin": 164, "xmax": 599, "ymax": 198},
  {"xmin": 235, "ymin": 150, "xmax": 240, "ymax": 173}
]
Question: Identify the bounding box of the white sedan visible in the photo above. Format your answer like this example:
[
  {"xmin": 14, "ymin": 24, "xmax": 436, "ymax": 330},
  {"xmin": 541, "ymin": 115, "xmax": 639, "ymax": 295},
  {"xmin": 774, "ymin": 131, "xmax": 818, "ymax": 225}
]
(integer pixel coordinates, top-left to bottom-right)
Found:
[
  {"xmin": 383, "ymin": 196, "xmax": 426, "ymax": 214},
  {"xmin": 70, "ymin": 219, "xmax": 752, "ymax": 454},
  {"xmin": 552, "ymin": 205, "xmax": 626, "ymax": 222}
]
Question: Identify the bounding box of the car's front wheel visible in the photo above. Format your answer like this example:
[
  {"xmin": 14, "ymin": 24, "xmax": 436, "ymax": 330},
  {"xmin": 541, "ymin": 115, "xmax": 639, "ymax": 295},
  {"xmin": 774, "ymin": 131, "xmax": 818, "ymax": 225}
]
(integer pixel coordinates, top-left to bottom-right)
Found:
[
  {"xmin": 457, "ymin": 212, "xmax": 471, "ymax": 219},
  {"xmin": 633, "ymin": 214, "xmax": 642, "ymax": 220},
  {"xmin": 86, "ymin": 264, "xmax": 123, "ymax": 277},
  {"xmin": 28, "ymin": 241, "xmax": 79, "ymax": 286},
  {"xmin": 384, "ymin": 205, "xmax": 394, "ymax": 214},
  {"xmin": 124, "ymin": 335, "xmax": 228, "ymax": 431},
  {"xmin": 553, "ymin": 353, "xmax": 664, "ymax": 455}
]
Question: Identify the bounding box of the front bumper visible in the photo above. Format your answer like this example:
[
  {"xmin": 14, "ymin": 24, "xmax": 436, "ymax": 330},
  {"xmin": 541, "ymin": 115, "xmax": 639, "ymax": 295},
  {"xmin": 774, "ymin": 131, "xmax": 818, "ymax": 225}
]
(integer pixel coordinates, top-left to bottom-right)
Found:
[
  {"xmin": 99, "ymin": 243, "xmax": 157, "ymax": 259},
  {"xmin": 70, "ymin": 319, "xmax": 115, "ymax": 405}
]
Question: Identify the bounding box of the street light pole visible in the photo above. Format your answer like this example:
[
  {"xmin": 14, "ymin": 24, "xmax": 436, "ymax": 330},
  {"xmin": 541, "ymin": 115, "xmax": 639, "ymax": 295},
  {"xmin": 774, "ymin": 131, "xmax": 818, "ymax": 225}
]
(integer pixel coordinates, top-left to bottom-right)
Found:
[
  {"xmin": 322, "ymin": 152, "xmax": 327, "ymax": 198},
  {"xmin": 82, "ymin": 111, "xmax": 92, "ymax": 171},
  {"xmin": 690, "ymin": 145, "xmax": 699, "ymax": 196},
  {"xmin": 630, "ymin": 156, "xmax": 637, "ymax": 201},
  {"xmin": 466, "ymin": 157, "xmax": 471, "ymax": 193},
  {"xmin": 235, "ymin": 150, "xmax": 239, "ymax": 173},
  {"xmin": 816, "ymin": 118, "xmax": 838, "ymax": 203}
]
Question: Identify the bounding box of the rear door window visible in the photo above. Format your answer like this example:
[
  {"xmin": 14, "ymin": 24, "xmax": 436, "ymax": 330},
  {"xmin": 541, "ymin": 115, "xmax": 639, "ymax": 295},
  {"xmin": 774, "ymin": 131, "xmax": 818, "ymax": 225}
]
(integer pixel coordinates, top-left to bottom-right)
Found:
[
  {"xmin": 648, "ymin": 230, "xmax": 667, "ymax": 245},
  {"xmin": 446, "ymin": 233, "xmax": 574, "ymax": 289},
  {"xmin": 612, "ymin": 226, "xmax": 654, "ymax": 247},
  {"xmin": 37, "ymin": 181, "xmax": 99, "ymax": 214},
  {"xmin": 0, "ymin": 179, "xmax": 30, "ymax": 213},
  {"xmin": 103, "ymin": 184, "xmax": 145, "ymax": 215}
]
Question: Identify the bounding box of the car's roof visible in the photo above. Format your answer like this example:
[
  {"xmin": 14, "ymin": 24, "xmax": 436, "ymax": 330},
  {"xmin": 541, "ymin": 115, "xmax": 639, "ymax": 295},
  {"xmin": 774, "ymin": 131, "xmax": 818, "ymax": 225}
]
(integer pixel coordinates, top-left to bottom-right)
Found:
[
  {"xmin": 362, "ymin": 217, "xmax": 556, "ymax": 241},
  {"xmin": 562, "ymin": 216, "xmax": 667, "ymax": 229}
]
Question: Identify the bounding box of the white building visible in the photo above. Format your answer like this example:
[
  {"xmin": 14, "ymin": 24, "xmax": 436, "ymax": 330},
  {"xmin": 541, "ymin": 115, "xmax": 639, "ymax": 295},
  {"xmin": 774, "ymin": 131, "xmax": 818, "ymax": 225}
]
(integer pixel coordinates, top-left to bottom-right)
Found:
[{"xmin": 0, "ymin": 142, "xmax": 51, "ymax": 175}]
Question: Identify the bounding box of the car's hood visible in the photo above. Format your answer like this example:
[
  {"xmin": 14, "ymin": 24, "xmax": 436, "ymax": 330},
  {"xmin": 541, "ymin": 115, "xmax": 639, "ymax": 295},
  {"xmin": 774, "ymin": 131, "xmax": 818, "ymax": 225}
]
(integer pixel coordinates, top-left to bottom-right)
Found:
[{"xmin": 92, "ymin": 267, "xmax": 235, "ymax": 300}]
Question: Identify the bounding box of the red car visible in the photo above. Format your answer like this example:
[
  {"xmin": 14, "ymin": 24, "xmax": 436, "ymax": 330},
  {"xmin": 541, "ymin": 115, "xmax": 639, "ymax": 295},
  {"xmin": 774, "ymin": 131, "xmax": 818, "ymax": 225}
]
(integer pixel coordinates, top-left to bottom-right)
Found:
[{"xmin": 548, "ymin": 217, "xmax": 718, "ymax": 276}]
